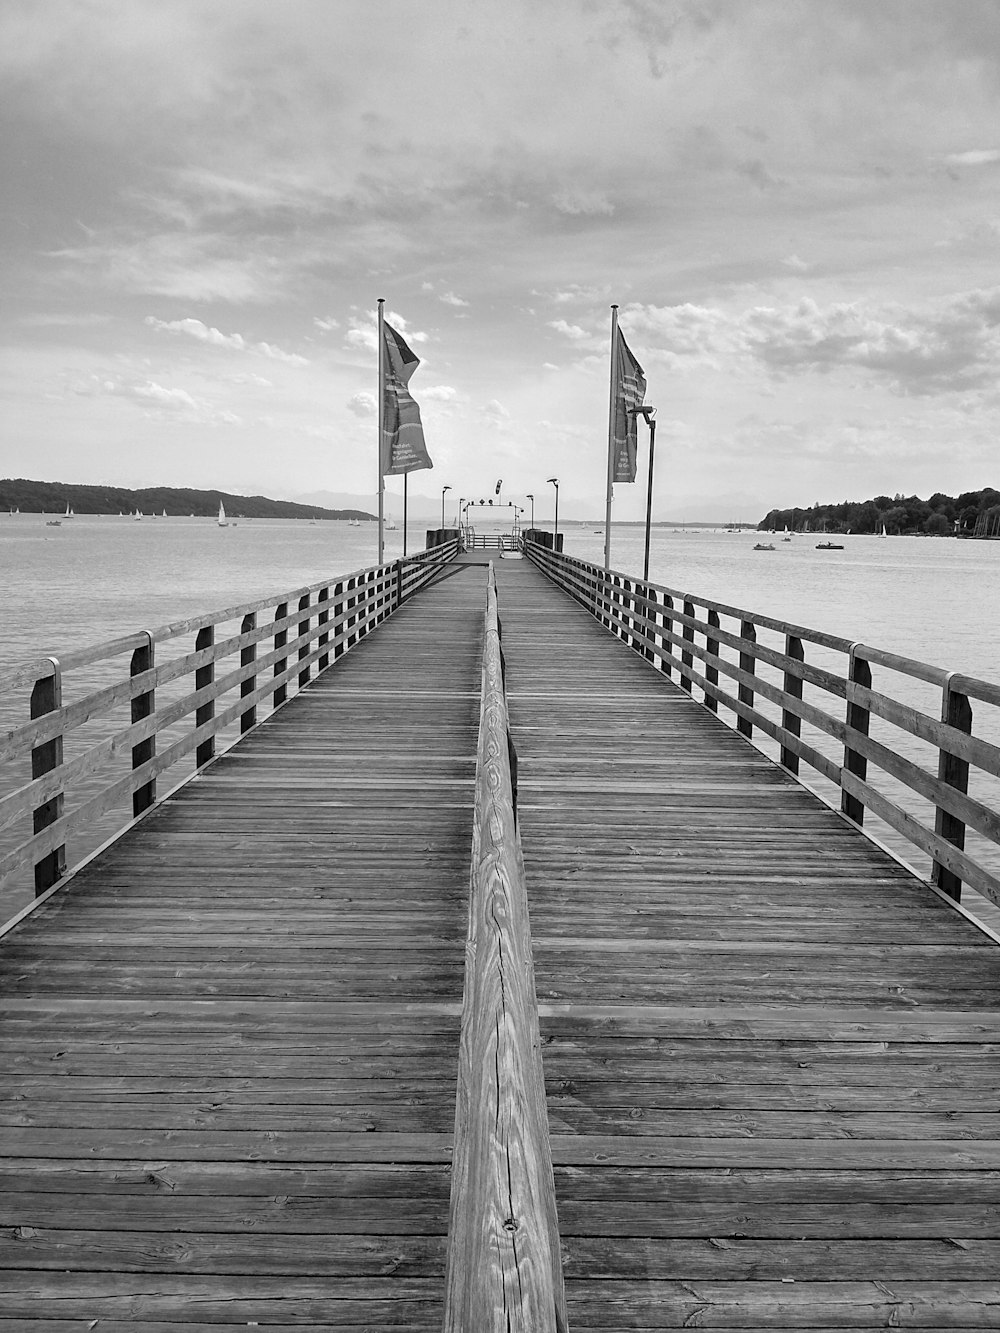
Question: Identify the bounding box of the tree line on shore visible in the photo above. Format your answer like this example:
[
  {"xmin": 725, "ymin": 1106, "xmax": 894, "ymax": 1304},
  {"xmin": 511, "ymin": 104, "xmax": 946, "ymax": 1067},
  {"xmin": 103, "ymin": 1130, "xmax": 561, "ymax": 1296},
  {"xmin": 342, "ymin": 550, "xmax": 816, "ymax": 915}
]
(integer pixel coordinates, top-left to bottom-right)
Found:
[
  {"xmin": 0, "ymin": 478, "xmax": 371, "ymax": 521},
  {"xmin": 758, "ymin": 487, "xmax": 1000, "ymax": 536}
]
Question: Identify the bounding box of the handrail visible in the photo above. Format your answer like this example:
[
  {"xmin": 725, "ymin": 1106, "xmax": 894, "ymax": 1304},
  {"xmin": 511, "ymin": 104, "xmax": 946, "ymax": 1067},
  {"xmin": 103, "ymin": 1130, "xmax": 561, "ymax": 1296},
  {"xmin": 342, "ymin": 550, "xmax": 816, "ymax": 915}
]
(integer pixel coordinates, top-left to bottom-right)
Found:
[
  {"xmin": 524, "ymin": 538, "xmax": 1000, "ymax": 911},
  {"xmin": 0, "ymin": 542, "xmax": 458, "ymax": 901},
  {"xmin": 443, "ymin": 563, "xmax": 567, "ymax": 1331}
]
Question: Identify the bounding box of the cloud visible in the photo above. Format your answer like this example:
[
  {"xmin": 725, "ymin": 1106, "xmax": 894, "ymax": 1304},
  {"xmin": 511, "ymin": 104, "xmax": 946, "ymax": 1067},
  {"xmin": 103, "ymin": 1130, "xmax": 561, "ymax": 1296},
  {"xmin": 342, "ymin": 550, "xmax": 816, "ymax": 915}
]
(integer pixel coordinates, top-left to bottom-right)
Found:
[
  {"xmin": 421, "ymin": 384, "xmax": 457, "ymax": 401},
  {"xmin": 346, "ymin": 391, "xmax": 376, "ymax": 417},
  {"xmin": 552, "ymin": 190, "xmax": 615, "ymax": 216},
  {"xmin": 623, "ymin": 288, "xmax": 1000, "ymax": 395},
  {"xmin": 72, "ymin": 373, "xmax": 241, "ymax": 424},
  {"xmin": 482, "ymin": 399, "xmax": 509, "ymax": 419},
  {"xmin": 439, "ymin": 292, "xmax": 469, "ymax": 307},
  {"xmin": 781, "ymin": 254, "xmax": 811, "ymax": 272},
  {"xmin": 944, "ymin": 149, "xmax": 1000, "ymax": 166},
  {"xmin": 548, "ymin": 319, "xmax": 592, "ymax": 341},
  {"xmin": 144, "ymin": 316, "xmax": 308, "ymax": 364},
  {"xmin": 313, "ymin": 315, "xmax": 340, "ymax": 332}
]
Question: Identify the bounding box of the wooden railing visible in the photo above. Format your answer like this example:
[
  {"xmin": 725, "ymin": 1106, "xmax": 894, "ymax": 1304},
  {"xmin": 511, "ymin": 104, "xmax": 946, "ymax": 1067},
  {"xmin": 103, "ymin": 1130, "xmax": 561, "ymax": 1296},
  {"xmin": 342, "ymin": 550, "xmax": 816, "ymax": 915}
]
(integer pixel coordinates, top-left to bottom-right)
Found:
[
  {"xmin": 0, "ymin": 542, "xmax": 458, "ymax": 904},
  {"xmin": 444, "ymin": 564, "xmax": 567, "ymax": 1331},
  {"xmin": 525, "ymin": 539, "xmax": 1000, "ymax": 911}
]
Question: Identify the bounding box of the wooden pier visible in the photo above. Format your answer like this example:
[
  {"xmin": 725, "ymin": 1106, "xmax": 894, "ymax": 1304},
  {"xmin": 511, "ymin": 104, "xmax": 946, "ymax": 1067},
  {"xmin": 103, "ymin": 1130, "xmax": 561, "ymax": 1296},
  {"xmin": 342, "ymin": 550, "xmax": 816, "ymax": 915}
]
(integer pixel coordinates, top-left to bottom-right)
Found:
[{"xmin": 2, "ymin": 543, "xmax": 1000, "ymax": 1328}]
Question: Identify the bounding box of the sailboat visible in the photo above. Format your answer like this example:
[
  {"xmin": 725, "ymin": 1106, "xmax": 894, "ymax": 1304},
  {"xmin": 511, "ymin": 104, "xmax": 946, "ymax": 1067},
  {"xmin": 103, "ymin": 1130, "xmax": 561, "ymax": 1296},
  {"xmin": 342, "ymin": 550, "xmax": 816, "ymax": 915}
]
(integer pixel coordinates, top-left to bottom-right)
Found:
[
  {"xmin": 384, "ymin": 515, "xmax": 397, "ymax": 531},
  {"xmin": 218, "ymin": 501, "xmax": 228, "ymax": 528},
  {"xmin": 65, "ymin": 503, "xmax": 74, "ymax": 518},
  {"xmin": 133, "ymin": 509, "xmax": 142, "ymax": 521},
  {"xmin": 877, "ymin": 523, "xmax": 888, "ymax": 539}
]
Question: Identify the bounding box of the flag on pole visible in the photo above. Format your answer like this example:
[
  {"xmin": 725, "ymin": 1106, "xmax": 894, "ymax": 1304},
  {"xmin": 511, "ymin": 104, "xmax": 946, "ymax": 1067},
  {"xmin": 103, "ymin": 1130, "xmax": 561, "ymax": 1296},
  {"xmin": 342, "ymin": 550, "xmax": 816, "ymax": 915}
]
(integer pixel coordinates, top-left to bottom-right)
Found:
[
  {"xmin": 611, "ymin": 327, "xmax": 647, "ymax": 483},
  {"xmin": 381, "ymin": 321, "xmax": 432, "ymax": 476}
]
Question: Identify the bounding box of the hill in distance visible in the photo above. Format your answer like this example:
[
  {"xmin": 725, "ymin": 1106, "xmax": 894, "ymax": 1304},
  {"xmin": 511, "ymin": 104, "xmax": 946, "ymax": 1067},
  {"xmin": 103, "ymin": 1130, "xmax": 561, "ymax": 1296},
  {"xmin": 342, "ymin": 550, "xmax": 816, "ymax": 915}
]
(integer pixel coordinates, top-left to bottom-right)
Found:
[{"xmin": 0, "ymin": 478, "xmax": 376, "ymax": 521}]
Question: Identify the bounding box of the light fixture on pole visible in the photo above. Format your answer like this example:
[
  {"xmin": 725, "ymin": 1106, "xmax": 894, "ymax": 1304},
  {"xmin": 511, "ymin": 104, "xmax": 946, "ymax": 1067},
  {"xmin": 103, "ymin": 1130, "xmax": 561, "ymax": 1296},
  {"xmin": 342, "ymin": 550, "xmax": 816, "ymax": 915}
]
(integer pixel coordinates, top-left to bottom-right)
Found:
[
  {"xmin": 547, "ymin": 477, "xmax": 559, "ymax": 543},
  {"xmin": 457, "ymin": 496, "xmax": 464, "ymax": 528},
  {"xmin": 441, "ymin": 485, "xmax": 451, "ymax": 527},
  {"xmin": 630, "ymin": 406, "xmax": 657, "ymax": 582},
  {"xmin": 526, "ymin": 493, "xmax": 534, "ymax": 528}
]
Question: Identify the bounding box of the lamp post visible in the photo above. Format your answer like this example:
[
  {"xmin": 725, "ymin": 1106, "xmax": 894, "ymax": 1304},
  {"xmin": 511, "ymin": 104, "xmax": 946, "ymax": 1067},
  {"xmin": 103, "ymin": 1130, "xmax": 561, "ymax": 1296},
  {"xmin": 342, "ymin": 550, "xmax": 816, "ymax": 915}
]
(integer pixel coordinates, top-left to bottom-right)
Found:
[
  {"xmin": 441, "ymin": 485, "xmax": 451, "ymax": 528},
  {"xmin": 547, "ymin": 477, "xmax": 559, "ymax": 544},
  {"xmin": 526, "ymin": 493, "xmax": 534, "ymax": 529},
  {"xmin": 457, "ymin": 496, "xmax": 464, "ymax": 528}
]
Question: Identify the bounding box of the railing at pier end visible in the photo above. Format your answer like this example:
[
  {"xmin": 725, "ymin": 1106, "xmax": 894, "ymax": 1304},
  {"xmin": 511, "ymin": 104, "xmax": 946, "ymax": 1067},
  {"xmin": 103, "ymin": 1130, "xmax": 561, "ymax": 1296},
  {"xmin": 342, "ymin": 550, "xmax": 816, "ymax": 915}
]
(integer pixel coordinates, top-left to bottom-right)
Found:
[
  {"xmin": 0, "ymin": 542, "xmax": 457, "ymax": 919},
  {"xmin": 524, "ymin": 537, "xmax": 1000, "ymax": 915}
]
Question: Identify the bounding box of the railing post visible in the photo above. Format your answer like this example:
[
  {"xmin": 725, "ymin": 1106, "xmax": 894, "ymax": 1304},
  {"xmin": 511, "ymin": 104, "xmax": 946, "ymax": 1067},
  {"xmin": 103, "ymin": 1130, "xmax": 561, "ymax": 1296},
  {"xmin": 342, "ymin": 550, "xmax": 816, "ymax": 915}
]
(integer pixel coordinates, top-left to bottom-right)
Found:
[
  {"xmin": 30, "ymin": 659, "xmax": 66, "ymax": 894},
  {"xmin": 932, "ymin": 675, "xmax": 972, "ymax": 901},
  {"xmin": 240, "ymin": 612, "xmax": 257, "ymax": 733},
  {"xmin": 737, "ymin": 618, "xmax": 756, "ymax": 738},
  {"xmin": 317, "ymin": 586, "xmax": 330, "ymax": 670},
  {"xmin": 297, "ymin": 593, "xmax": 311, "ymax": 687},
  {"xmin": 273, "ymin": 602, "xmax": 289, "ymax": 708},
  {"xmin": 780, "ymin": 634, "xmax": 805, "ymax": 774},
  {"xmin": 841, "ymin": 645, "xmax": 871, "ymax": 825},
  {"xmin": 346, "ymin": 577, "xmax": 357, "ymax": 648},
  {"xmin": 643, "ymin": 586, "xmax": 657, "ymax": 663},
  {"xmin": 195, "ymin": 626, "xmax": 216, "ymax": 767},
  {"xmin": 395, "ymin": 559, "xmax": 404, "ymax": 614},
  {"xmin": 680, "ymin": 600, "xmax": 695, "ymax": 694},
  {"xmin": 704, "ymin": 609, "xmax": 721, "ymax": 712},
  {"xmin": 131, "ymin": 633, "xmax": 156, "ymax": 816},
  {"xmin": 659, "ymin": 595, "xmax": 674, "ymax": 680},
  {"xmin": 333, "ymin": 581, "xmax": 346, "ymax": 659}
]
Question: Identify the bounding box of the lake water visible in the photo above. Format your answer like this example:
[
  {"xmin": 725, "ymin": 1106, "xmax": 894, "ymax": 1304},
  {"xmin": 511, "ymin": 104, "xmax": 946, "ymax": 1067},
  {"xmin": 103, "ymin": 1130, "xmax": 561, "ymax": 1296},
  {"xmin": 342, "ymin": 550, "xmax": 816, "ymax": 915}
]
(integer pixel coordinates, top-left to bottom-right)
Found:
[{"xmin": 2, "ymin": 513, "xmax": 999, "ymax": 930}]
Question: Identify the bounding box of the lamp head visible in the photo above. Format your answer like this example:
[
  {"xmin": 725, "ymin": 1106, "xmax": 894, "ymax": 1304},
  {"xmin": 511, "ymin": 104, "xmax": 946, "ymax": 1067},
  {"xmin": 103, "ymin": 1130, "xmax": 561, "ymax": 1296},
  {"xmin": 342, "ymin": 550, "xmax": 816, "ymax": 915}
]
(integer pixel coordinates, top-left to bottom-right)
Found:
[
  {"xmin": 547, "ymin": 476, "xmax": 559, "ymax": 485},
  {"xmin": 442, "ymin": 484, "xmax": 451, "ymax": 492}
]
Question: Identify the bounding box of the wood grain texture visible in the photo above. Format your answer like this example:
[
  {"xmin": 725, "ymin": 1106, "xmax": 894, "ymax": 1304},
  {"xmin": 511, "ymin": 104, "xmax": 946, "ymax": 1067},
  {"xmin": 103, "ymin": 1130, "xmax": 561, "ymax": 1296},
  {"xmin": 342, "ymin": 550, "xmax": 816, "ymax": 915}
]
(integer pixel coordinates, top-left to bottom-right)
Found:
[{"xmin": 443, "ymin": 565, "xmax": 566, "ymax": 1332}]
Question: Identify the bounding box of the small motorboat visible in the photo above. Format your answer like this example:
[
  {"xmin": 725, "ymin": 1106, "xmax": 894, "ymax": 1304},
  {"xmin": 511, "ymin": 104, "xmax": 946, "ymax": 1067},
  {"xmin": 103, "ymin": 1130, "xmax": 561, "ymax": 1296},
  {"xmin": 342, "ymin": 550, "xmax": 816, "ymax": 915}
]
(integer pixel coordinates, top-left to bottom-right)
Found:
[
  {"xmin": 815, "ymin": 541, "xmax": 844, "ymax": 550},
  {"xmin": 753, "ymin": 542, "xmax": 776, "ymax": 551}
]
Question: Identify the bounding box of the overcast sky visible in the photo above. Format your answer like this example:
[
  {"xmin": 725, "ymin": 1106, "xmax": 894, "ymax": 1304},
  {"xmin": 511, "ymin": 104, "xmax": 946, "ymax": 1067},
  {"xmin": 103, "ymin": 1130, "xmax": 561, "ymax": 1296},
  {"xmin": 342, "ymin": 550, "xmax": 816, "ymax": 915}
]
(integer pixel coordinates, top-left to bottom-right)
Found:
[{"xmin": 3, "ymin": 1, "xmax": 1000, "ymax": 520}]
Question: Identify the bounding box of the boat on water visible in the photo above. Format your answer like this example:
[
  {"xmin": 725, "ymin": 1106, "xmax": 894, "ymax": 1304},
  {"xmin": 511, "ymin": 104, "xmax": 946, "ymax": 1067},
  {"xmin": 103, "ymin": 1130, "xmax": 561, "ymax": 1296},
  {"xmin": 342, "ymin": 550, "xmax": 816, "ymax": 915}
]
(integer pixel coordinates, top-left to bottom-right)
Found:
[
  {"xmin": 65, "ymin": 504, "xmax": 74, "ymax": 517},
  {"xmin": 384, "ymin": 516, "xmax": 397, "ymax": 530},
  {"xmin": 877, "ymin": 524, "xmax": 888, "ymax": 539},
  {"xmin": 133, "ymin": 510, "xmax": 142, "ymax": 521},
  {"xmin": 45, "ymin": 519, "xmax": 62, "ymax": 527},
  {"xmin": 815, "ymin": 541, "xmax": 844, "ymax": 550},
  {"xmin": 218, "ymin": 502, "xmax": 228, "ymax": 528},
  {"xmin": 753, "ymin": 542, "xmax": 776, "ymax": 551}
]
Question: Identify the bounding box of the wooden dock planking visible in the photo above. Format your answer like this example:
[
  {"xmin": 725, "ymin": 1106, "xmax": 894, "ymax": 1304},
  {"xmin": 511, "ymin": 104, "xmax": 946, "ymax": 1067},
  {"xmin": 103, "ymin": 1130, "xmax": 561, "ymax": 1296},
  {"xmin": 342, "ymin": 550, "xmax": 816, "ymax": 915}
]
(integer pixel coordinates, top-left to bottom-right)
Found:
[
  {"xmin": 493, "ymin": 559, "xmax": 1000, "ymax": 1328},
  {"xmin": 0, "ymin": 569, "xmax": 487, "ymax": 1329}
]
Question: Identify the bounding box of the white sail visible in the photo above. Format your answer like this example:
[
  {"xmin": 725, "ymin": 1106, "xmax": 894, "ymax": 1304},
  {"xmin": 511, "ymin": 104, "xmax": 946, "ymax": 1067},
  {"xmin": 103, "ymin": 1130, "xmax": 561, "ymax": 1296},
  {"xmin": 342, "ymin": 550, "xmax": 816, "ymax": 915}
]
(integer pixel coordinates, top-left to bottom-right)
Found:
[{"xmin": 218, "ymin": 501, "xmax": 228, "ymax": 527}]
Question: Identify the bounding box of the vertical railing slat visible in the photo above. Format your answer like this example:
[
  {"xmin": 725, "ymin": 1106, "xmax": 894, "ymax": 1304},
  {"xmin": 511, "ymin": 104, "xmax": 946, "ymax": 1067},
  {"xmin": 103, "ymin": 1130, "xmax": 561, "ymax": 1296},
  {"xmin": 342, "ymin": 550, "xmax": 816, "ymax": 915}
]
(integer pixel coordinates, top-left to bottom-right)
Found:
[
  {"xmin": 30, "ymin": 660, "xmax": 66, "ymax": 894},
  {"xmin": 736, "ymin": 618, "xmax": 756, "ymax": 738},
  {"xmin": 780, "ymin": 634, "xmax": 805, "ymax": 774},
  {"xmin": 841, "ymin": 645, "xmax": 872, "ymax": 826},
  {"xmin": 131, "ymin": 634, "xmax": 156, "ymax": 816},
  {"xmin": 240, "ymin": 612, "xmax": 257, "ymax": 733},
  {"xmin": 195, "ymin": 625, "xmax": 216, "ymax": 767},
  {"xmin": 932, "ymin": 677, "xmax": 972, "ymax": 901},
  {"xmin": 273, "ymin": 603, "xmax": 289, "ymax": 708}
]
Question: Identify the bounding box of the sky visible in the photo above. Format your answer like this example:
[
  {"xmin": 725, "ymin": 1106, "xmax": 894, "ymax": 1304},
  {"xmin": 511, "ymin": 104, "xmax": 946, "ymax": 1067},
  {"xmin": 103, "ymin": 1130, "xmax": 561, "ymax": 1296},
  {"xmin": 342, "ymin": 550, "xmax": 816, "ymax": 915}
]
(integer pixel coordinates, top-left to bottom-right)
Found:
[{"xmin": 3, "ymin": 1, "xmax": 1000, "ymax": 522}]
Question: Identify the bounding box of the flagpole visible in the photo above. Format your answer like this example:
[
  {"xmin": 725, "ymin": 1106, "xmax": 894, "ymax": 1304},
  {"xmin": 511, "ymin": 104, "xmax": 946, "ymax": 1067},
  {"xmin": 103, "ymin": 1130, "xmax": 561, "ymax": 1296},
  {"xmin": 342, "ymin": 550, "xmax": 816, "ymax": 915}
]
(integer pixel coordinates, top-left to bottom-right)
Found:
[
  {"xmin": 604, "ymin": 303, "xmax": 619, "ymax": 570},
  {"xmin": 377, "ymin": 298, "xmax": 385, "ymax": 565}
]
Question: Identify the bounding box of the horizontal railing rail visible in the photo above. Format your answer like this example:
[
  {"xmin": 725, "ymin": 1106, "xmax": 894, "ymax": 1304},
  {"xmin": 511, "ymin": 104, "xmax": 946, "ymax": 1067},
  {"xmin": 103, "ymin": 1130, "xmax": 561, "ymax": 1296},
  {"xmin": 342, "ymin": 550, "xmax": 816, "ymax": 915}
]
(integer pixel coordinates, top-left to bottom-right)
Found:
[
  {"xmin": 443, "ymin": 563, "xmax": 566, "ymax": 1332},
  {"xmin": 0, "ymin": 542, "xmax": 457, "ymax": 902},
  {"xmin": 525, "ymin": 538, "xmax": 1000, "ymax": 911}
]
